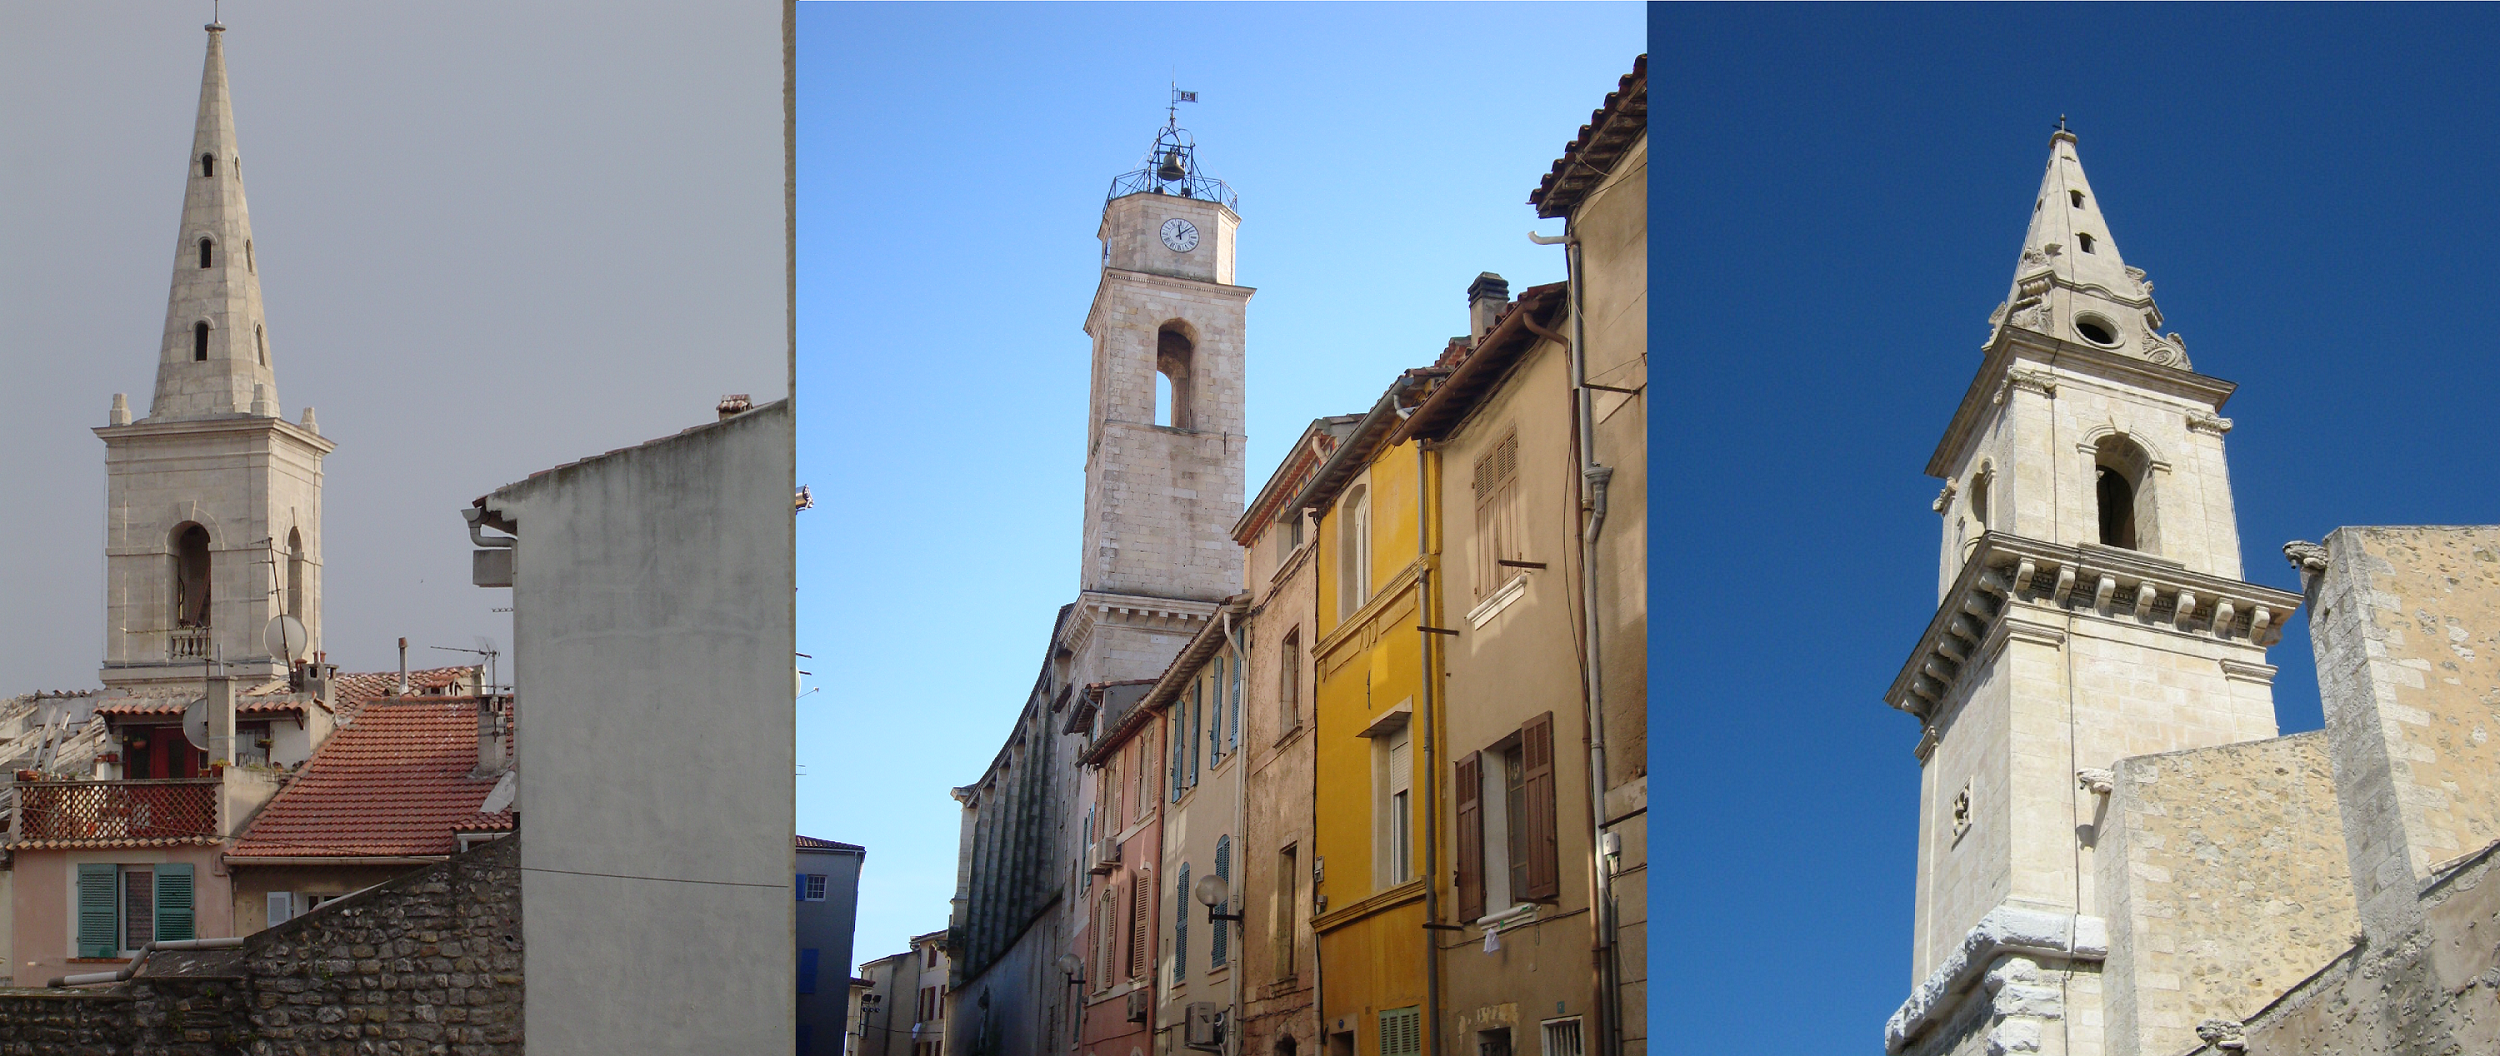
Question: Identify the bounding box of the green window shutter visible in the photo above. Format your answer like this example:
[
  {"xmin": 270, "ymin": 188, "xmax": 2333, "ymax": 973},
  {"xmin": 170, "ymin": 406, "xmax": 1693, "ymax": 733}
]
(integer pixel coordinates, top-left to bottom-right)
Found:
[
  {"xmin": 154, "ymin": 863, "xmax": 196, "ymax": 942},
  {"xmin": 1378, "ymin": 1007, "xmax": 1422, "ymax": 1056},
  {"xmin": 1210, "ymin": 836, "xmax": 1230, "ymax": 967},
  {"xmin": 76, "ymin": 864, "xmax": 119, "ymax": 958}
]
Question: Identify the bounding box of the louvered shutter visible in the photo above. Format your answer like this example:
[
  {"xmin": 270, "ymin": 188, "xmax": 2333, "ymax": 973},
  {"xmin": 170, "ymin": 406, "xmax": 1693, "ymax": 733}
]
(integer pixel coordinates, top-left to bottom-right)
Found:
[
  {"xmin": 1378, "ymin": 1007, "xmax": 1422, "ymax": 1056},
  {"xmin": 798, "ymin": 947, "xmax": 820, "ymax": 994},
  {"xmin": 1188, "ymin": 689, "xmax": 1202, "ymax": 785},
  {"xmin": 268, "ymin": 891, "xmax": 295, "ymax": 927},
  {"xmin": 154, "ymin": 863, "xmax": 196, "ymax": 942},
  {"xmin": 1455, "ymin": 752, "xmax": 1485, "ymax": 921},
  {"xmin": 1174, "ymin": 865, "xmax": 1190, "ymax": 977},
  {"xmin": 1170, "ymin": 713, "xmax": 1184, "ymax": 803},
  {"xmin": 76, "ymin": 863, "xmax": 118, "ymax": 958},
  {"xmin": 1208, "ymin": 661, "xmax": 1225, "ymax": 762},
  {"xmin": 1229, "ymin": 647, "xmax": 1243, "ymax": 751},
  {"xmin": 1211, "ymin": 837, "xmax": 1230, "ymax": 967},
  {"xmin": 1130, "ymin": 879, "xmax": 1149, "ymax": 978},
  {"xmin": 1521, "ymin": 712, "xmax": 1560, "ymax": 901}
]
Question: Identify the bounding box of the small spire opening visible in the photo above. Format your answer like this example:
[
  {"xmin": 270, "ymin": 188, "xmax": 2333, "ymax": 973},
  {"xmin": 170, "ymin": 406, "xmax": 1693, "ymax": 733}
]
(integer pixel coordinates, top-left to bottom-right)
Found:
[
  {"xmin": 192, "ymin": 321, "xmax": 210, "ymax": 361},
  {"xmin": 2069, "ymin": 190, "xmax": 2084, "ymax": 208},
  {"xmin": 256, "ymin": 324, "xmax": 267, "ymax": 366},
  {"xmin": 201, "ymin": 153, "xmax": 215, "ymax": 178},
  {"xmin": 2077, "ymin": 233, "xmax": 2096, "ymax": 254},
  {"xmin": 199, "ymin": 238, "xmax": 213, "ymax": 269}
]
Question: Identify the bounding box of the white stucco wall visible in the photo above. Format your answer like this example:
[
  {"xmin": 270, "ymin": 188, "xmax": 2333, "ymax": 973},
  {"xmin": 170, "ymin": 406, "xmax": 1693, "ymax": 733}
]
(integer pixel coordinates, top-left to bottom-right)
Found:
[{"xmin": 483, "ymin": 400, "xmax": 795, "ymax": 1055}]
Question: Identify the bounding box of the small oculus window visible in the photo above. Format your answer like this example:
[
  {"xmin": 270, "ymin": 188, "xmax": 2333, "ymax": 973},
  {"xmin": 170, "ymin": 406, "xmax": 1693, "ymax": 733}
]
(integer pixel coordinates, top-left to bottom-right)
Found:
[{"xmin": 2074, "ymin": 313, "xmax": 2119, "ymax": 347}]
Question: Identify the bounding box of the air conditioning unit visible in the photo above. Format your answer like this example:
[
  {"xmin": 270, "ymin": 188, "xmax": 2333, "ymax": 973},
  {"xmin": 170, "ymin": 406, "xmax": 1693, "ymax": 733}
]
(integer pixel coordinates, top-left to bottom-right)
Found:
[
  {"xmin": 1184, "ymin": 1002, "xmax": 1226, "ymax": 1051},
  {"xmin": 1125, "ymin": 989, "xmax": 1150, "ymax": 1024},
  {"xmin": 1088, "ymin": 838, "xmax": 1122, "ymax": 875}
]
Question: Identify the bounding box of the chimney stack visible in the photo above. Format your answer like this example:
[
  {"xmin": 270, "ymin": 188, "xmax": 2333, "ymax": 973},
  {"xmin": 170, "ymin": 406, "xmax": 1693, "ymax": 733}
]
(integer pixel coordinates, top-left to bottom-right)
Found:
[
  {"xmin": 474, "ymin": 696, "xmax": 507, "ymax": 777},
  {"xmin": 1467, "ymin": 272, "xmax": 1511, "ymax": 346},
  {"xmin": 396, "ymin": 637, "xmax": 409, "ymax": 696}
]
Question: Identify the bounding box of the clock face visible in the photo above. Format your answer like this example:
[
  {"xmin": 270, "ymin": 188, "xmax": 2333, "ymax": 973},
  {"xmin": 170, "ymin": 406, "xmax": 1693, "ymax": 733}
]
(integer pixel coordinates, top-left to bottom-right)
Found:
[{"xmin": 1160, "ymin": 217, "xmax": 1200, "ymax": 253}]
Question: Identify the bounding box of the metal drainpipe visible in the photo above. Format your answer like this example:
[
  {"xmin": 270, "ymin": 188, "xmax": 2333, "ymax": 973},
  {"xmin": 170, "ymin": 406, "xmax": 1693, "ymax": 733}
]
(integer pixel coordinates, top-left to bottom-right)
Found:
[
  {"xmin": 1415, "ymin": 435, "xmax": 1445, "ymax": 1056},
  {"xmin": 1533, "ymin": 225, "xmax": 1621, "ymax": 1056}
]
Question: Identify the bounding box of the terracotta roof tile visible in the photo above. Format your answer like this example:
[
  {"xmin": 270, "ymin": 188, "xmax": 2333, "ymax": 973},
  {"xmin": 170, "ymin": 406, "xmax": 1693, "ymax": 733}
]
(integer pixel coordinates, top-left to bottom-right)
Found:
[
  {"xmin": 1529, "ymin": 54, "xmax": 1647, "ymax": 219},
  {"xmin": 797, "ymin": 834, "xmax": 862, "ymax": 852},
  {"xmin": 90, "ymin": 667, "xmax": 476, "ymax": 724},
  {"xmin": 228, "ymin": 696, "xmax": 513, "ymax": 859}
]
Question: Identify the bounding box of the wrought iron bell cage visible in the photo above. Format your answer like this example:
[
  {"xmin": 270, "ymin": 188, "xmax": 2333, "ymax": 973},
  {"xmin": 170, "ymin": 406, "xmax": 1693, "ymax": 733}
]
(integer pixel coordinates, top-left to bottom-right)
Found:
[{"xmin": 1108, "ymin": 121, "xmax": 1237, "ymax": 211}]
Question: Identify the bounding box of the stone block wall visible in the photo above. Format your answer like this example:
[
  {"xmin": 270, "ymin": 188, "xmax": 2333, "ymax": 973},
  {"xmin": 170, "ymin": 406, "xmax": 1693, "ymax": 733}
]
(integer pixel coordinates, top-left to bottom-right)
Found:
[
  {"xmin": 2306, "ymin": 526, "xmax": 2500, "ymax": 941},
  {"xmin": 2196, "ymin": 839, "xmax": 2500, "ymax": 1056},
  {"xmin": 0, "ymin": 833, "xmax": 520, "ymax": 1054},
  {"xmin": 2094, "ymin": 731, "xmax": 2355, "ymax": 1056}
]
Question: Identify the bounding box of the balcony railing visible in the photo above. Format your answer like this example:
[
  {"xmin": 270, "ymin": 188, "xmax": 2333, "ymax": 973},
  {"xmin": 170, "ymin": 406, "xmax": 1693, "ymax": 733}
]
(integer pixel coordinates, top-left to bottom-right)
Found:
[
  {"xmin": 169, "ymin": 627, "xmax": 211, "ymax": 659},
  {"xmin": 9, "ymin": 778, "xmax": 219, "ymax": 846}
]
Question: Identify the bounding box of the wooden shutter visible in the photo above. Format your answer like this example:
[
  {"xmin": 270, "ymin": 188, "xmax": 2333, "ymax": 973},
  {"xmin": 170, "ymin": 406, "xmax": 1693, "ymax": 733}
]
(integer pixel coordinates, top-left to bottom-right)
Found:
[
  {"xmin": 1521, "ymin": 712, "xmax": 1560, "ymax": 901},
  {"xmin": 76, "ymin": 863, "xmax": 118, "ymax": 958},
  {"xmin": 1378, "ymin": 1007, "xmax": 1422, "ymax": 1056},
  {"xmin": 154, "ymin": 863, "xmax": 196, "ymax": 942},
  {"xmin": 1174, "ymin": 865, "xmax": 1190, "ymax": 977},
  {"xmin": 798, "ymin": 947, "xmax": 820, "ymax": 995},
  {"xmin": 1454, "ymin": 752, "xmax": 1484, "ymax": 921},
  {"xmin": 1129, "ymin": 879, "xmax": 1149, "ymax": 978},
  {"xmin": 1210, "ymin": 837, "xmax": 1230, "ymax": 967}
]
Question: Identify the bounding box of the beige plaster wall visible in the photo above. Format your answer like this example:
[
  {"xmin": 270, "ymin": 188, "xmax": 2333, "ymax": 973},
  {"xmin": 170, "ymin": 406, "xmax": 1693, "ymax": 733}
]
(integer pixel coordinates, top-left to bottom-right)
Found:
[
  {"xmin": 2094, "ymin": 732, "xmax": 2355, "ymax": 1056},
  {"xmin": 1240, "ymin": 505, "xmax": 1320, "ymax": 1056}
]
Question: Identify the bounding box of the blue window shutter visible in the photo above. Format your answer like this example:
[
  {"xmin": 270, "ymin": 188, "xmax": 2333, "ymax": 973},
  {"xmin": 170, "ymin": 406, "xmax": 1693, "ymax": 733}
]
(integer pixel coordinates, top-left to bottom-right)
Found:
[
  {"xmin": 798, "ymin": 947, "xmax": 820, "ymax": 995},
  {"xmin": 1211, "ymin": 836, "xmax": 1230, "ymax": 967},
  {"xmin": 154, "ymin": 863, "xmax": 195, "ymax": 942},
  {"xmin": 796, "ymin": 873, "xmax": 805, "ymax": 901},
  {"xmin": 76, "ymin": 864, "xmax": 118, "ymax": 958},
  {"xmin": 1170, "ymin": 714, "xmax": 1182, "ymax": 802},
  {"xmin": 1175, "ymin": 865, "xmax": 1190, "ymax": 977},
  {"xmin": 1188, "ymin": 690, "xmax": 1201, "ymax": 785},
  {"xmin": 1208, "ymin": 661, "xmax": 1225, "ymax": 761}
]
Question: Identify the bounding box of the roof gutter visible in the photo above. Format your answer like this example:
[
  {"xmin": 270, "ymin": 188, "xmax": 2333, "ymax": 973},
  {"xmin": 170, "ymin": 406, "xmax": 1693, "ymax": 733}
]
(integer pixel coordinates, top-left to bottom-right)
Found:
[{"xmin": 223, "ymin": 854, "xmax": 453, "ymax": 866}]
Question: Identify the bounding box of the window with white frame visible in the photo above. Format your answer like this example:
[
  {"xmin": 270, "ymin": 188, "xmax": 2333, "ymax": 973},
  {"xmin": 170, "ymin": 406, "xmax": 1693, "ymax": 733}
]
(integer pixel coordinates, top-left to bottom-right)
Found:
[{"xmin": 800, "ymin": 873, "xmax": 829, "ymax": 902}]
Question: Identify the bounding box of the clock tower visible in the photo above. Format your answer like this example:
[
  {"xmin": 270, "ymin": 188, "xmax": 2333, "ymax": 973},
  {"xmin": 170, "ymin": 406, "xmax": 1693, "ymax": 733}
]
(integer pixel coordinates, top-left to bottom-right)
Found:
[{"xmin": 1075, "ymin": 117, "xmax": 1249, "ymax": 609}]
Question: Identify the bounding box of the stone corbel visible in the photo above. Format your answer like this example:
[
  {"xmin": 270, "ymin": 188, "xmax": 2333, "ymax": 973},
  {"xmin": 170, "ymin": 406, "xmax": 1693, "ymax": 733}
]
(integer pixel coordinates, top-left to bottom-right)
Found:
[
  {"xmin": 2173, "ymin": 589, "xmax": 2199, "ymax": 631},
  {"xmin": 2133, "ymin": 581, "xmax": 2158, "ymax": 619},
  {"xmin": 1933, "ymin": 481, "xmax": 1958, "ymax": 514},
  {"xmin": 2052, "ymin": 566, "xmax": 2077, "ymax": 607},
  {"xmin": 2092, "ymin": 575, "xmax": 2117, "ymax": 612},
  {"xmin": 2211, "ymin": 598, "xmax": 2237, "ymax": 639},
  {"xmin": 1996, "ymin": 369, "xmax": 2059, "ymax": 406},
  {"xmin": 2186, "ymin": 412, "xmax": 2233, "ymax": 435}
]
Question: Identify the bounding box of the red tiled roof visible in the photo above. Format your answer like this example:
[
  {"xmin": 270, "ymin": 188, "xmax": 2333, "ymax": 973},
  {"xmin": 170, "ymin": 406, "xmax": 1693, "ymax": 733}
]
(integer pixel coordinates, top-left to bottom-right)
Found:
[
  {"xmin": 90, "ymin": 667, "xmax": 476, "ymax": 723},
  {"xmin": 228, "ymin": 696, "xmax": 513, "ymax": 859},
  {"xmin": 1529, "ymin": 54, "xmax": 1647, "ymax": 219},
  {"xmin": 798, "ymin": 834, "xmax": 862, "ymax": 852}
]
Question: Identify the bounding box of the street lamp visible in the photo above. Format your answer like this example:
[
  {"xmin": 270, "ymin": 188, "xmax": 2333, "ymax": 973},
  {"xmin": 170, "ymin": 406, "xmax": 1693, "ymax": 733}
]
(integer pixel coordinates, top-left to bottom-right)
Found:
[
  {"xmin": 1193, "ymin": 874, "xmax": 1240, "ymax": 922},
  {"xmin": 1055, "ymin": 954, "xmax": 1086, "ymax": 1051}
]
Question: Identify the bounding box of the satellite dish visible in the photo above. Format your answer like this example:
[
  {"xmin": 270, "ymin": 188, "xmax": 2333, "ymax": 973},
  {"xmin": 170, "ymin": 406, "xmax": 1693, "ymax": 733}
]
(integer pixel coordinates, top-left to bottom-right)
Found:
[
  {"xmin": 182, "ymin": 697, "xmax": 210, "ymax": 751},
  {"xmin": 264, "ymin": 614, "xmax": 308, "ymax": 662}
]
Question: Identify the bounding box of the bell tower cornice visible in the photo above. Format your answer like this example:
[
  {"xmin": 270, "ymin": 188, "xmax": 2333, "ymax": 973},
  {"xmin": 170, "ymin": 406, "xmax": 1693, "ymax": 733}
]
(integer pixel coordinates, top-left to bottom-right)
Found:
[{"xmin": 1925, "ymin": 326, "xmax": 2238, "ymax": 480}]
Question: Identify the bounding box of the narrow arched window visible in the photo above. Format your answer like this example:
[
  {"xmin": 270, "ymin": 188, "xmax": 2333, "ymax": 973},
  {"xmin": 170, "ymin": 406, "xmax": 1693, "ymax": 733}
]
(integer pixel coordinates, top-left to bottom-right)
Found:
[
  {"xmin": 2093, "ymin": 435, "xmax": 2155, "ymax": 552},
  {"xmin": 286, "ymin": 529, "xmax": 306, "ymax": 618},
  {"xmin": 193, "ymin": 322, "xmax": 210, "ymax": 361},
  {"xmin": 199, "ymin": 238, "xmax": 213, "ymax": 269},
  {"xmin": 1155, "ymin": 325, "xmax": 1194, "ymax": 430},
  {"xmin": 173, "ymin": 524, "xmax": 213, "ymax": 628},
  {"xmin": 256, "ymin": 324, "xmax": 267, "ymax": 366},
  {"xmin": 201, "ymin": 153, "xmax": 215, "ymax": 177},
  {"xmin": 246, "ymin": 240, "xmax": 254, "ymax": 273}
]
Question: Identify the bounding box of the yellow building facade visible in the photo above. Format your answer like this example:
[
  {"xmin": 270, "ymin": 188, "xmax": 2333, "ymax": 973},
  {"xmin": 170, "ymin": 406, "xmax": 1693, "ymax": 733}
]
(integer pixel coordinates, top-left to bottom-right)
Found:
[{"xmin": 1304, "ymin": 373, "xmax": 1448, "ymax": 1056}]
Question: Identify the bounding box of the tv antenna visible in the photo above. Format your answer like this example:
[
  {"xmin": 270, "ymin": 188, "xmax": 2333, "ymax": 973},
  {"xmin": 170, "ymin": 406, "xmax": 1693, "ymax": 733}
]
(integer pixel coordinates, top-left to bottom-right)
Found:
[{"xmin": 429, "ymin": 636, "xmax": 502, "ymax": 696}]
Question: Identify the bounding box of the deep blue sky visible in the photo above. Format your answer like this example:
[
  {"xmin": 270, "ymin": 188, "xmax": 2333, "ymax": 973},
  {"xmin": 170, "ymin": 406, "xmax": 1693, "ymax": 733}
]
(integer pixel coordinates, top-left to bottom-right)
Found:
[
  {"xmin": 794, "ymin": 3, "xmax": 1643, "ymax": 971},
  {"xmin": 1656, "ymin": 4, "xmax": 2500, "ymax": 1052}
]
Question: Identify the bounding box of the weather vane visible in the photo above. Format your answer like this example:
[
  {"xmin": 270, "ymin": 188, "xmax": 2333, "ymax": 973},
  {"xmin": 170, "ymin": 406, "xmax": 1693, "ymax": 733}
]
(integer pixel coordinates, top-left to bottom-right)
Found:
[{"xmin": 1168, "ymin": 82, "xmax": 1198, "ymax": 129}]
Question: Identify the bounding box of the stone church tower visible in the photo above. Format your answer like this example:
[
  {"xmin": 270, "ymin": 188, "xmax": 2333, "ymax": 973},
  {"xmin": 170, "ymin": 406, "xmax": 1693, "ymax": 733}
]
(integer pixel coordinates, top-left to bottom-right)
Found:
[
  {"xmin": 1882, "ymin": 130, "xmax": 2302, "ymax": 1056},
  {"xmin": 1064, "ymin": 118, "xmax": 1251, "ymax": 682},
  {"xmin": 95, "ymin": 23, "xmax": 331, "ymax": 689}
]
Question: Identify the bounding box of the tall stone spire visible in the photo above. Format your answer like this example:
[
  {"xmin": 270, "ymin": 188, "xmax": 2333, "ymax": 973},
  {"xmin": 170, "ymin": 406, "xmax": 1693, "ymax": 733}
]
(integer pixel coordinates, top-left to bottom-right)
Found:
[
  {"xmin": 1990, "ymin": 127, "xmax": 2190, "ymax": 369},
  {"xmin": 151, "ymin": 22, "xmax": 280, "ymax": 422}
]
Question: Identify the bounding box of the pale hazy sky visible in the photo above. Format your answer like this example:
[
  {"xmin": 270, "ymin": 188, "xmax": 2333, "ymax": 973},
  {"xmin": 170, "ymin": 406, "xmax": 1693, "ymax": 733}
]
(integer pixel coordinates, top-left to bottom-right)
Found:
[{"xmin": 3, "ymin": 4, "xmax": 787, "ymax": 688}]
